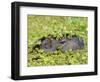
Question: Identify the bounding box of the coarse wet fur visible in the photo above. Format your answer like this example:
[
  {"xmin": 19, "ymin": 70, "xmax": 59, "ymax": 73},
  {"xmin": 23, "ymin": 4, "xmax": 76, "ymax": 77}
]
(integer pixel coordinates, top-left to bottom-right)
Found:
[
  {"xmin": 41, "ymin": 37, "xmax": 58, "ymax": 52},
  {"xmin": 32, "ymin": 35, "xmax": 84, "ymax": 52},
  {"xmin": 57, "ymin": 35, "xmax": 84, "ymax": 52}
]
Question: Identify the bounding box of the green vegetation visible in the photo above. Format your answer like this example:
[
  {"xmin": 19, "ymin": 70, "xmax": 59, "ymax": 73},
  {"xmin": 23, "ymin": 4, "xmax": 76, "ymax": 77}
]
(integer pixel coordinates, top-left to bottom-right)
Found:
[{"xmin": 27, "ymin": 15, "xmax": 88, "ymax": 67}]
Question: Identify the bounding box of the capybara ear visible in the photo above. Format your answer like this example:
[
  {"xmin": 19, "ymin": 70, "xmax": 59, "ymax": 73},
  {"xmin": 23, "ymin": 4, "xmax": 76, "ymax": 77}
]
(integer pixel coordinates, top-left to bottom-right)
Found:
[
  {"xmin": 39, "ymin": 37, "xmax": 46, "ymax": 42},
  {"xmin": 72, "ymin": 35, "xmax": 77, "ymax": 37},
  {"xmin": 66, "ymin": 34, "xmax": 69, "ymax": 37},
  {"xmin": 32, "ymin": 44, "xmax": 41, "ymax": 50}
]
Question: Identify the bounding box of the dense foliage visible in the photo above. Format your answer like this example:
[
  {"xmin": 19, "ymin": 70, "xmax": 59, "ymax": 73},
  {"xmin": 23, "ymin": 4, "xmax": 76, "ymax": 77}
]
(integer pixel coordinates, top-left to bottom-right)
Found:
[{"xmin": 27, "ymin": 16, "xmax": 88, "ymax": 67}]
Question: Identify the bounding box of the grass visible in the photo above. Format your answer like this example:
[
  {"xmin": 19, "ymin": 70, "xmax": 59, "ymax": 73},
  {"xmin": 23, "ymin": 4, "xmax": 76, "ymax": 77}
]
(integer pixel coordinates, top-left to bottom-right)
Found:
[{"xmin": 27, "ymin": 15, "xmax": 88, "ymax": 67}]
